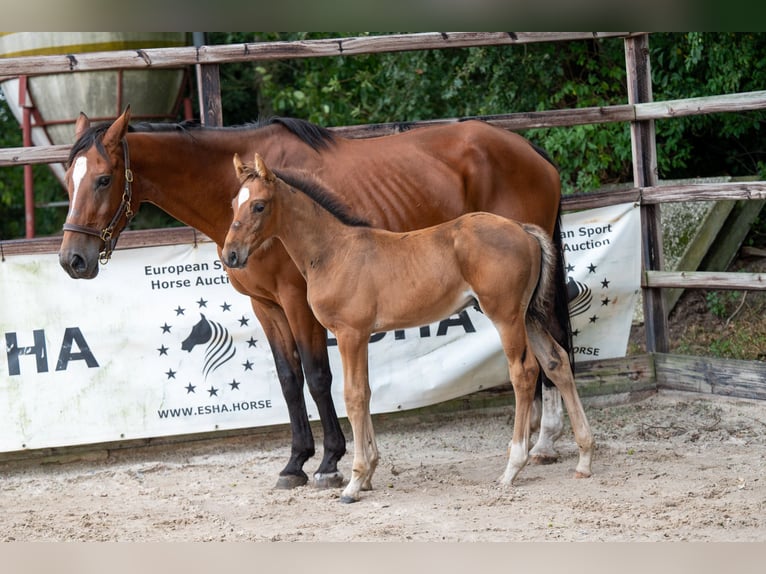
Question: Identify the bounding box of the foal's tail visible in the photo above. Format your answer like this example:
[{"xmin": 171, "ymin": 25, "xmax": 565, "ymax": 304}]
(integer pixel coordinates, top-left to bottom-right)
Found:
[{"xmin": 522, "ymin": 223, "xmax": 557, "ymax": 331}]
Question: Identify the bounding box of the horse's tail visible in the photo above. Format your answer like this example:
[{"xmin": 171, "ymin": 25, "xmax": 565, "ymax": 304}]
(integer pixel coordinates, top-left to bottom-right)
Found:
[
  {"xmin": 522, "ymin": 223, "xmax": 557, "ymax": 333},
  {"xmin": 551, "ymin": 207, "xmax": 574, "ymax": 373}
]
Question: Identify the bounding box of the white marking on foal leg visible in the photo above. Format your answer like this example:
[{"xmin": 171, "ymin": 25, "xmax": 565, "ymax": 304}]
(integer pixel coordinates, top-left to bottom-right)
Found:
[
  {"xmin": 237, "ymin": 186, "xmax": 251, "ymax": 209},
  {"xmin": 500, "ymin": 436, "xmax": 529, "ymax": 486},
  {"xmin": 529, "ymin": 385, "xmax": 564, "ymax": 463},
  {"xmin": 68, "ymin": 156, "xmax": 88, "ymax": 217}
]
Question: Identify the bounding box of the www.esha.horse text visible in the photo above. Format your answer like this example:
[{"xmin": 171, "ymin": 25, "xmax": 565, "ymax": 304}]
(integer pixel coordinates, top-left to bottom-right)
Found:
[{"xmin": 144, "ymin": 260, "xmax": 230, "ymax": 290}]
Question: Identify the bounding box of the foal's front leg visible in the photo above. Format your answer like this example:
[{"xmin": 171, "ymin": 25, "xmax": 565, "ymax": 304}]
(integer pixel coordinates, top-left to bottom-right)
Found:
[{"xmin": 336, "ymin": 330, "xmax": 379, "ymax": 503}]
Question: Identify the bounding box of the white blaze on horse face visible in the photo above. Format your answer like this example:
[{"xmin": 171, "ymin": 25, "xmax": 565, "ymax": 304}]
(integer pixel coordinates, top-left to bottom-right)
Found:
[
  {"xmin": 237, "ymin": 186, "xmax": 251, "ymax": 212},
  {"xmin": 69, "ymin": 156, "xmax": 88, "ymax": 217}
]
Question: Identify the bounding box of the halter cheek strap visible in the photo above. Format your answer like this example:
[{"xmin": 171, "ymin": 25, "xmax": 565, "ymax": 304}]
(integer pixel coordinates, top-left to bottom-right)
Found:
[{"xmin": 62, "ymin": 138, "xmax": 135, "ymax": 264}]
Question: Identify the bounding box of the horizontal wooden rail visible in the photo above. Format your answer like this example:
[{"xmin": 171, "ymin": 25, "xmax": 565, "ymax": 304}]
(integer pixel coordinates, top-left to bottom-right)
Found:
[
  {"xmin": 4, "ymin": 90, "xmax": 766, "ymax": 168},
  {"xmin": 0, "ymin": 32, "xmax": 636, "ymax": 78},
  {"xmin": 644, "ymin": 270, "xmax": 766, "ymax": 290}
]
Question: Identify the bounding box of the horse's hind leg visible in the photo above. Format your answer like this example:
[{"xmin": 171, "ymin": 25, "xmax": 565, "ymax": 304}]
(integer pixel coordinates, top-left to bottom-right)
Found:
[
  {"xmin": 529, "ymin": 383, "xmax": 564, "ymax": 465},
  {"xmin": 494, "ymin": 318, "xmax": 541, "ymax": 485},
  {"xmin": 527, "ymin": 324, "xmax": 594, "ymax": 478}
]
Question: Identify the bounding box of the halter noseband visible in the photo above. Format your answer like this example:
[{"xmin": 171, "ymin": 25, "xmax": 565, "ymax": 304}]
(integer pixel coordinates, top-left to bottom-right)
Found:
[{"xmin": 62, "ymin": 138, "xmax": 135, "ymax": 264}]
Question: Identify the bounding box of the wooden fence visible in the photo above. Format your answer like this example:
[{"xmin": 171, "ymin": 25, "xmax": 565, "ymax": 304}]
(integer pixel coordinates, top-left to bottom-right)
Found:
[{"xmin": 2, "ymin": 31, "xmax": 766, "ymax": 402}]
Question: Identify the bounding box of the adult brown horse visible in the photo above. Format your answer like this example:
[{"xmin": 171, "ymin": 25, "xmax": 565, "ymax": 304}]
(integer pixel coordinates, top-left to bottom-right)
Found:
[
  {"xmin": 223, "ymin": 153, "xmax": 593, "ymax": 503},
  {"xmin": 58, "ymin": 106, "xmax": 569, "ymax": 489}
]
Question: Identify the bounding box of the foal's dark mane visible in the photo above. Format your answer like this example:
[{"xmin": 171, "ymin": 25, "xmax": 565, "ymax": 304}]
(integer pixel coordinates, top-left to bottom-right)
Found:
[
  {"xmin": 240, "ymin": 165, "xmax": 370, "ymax": 228},
  {"xmin": 67, "ymin": 116, "xmax": 336, "ymax": 167}
]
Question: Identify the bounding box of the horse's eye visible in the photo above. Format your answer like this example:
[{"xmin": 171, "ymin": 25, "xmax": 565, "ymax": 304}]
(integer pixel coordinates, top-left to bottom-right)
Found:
[
  {"xmin": 252, "ymin": 202, "xmax": 266, "ymax": 214},
  {"xmin": 96, "ymin": 175, "xmax": 112, "ymax": 189}
]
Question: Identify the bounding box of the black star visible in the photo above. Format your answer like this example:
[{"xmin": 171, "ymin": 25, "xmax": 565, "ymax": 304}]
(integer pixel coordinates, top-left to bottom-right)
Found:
[
  {"xmin": 165, "ymin": 368, "xmax": 177, "ymax": 379},
  {"xmin": 242, "ymin": 359, "xmax": 254, "ymax": 371},
  {"xmin": 601, "ymin": 297, "xmax": 611, "ymax": 306},
  {"xmin": 221, "ymin": 301, "xmax": 232, "ymax": 312},
  {"xmin": 601, "ymin": 278, "xmax": 611, "ymax": 288},
  {"xmin": 239, "ymin": 315, "xmax": 250, "ymax": 327},
  {"xmin": 572, "ymin": 328, "xmax": 580, "ymax": 337},
  {"xmin": 230, "ymin": 379, "xmax": 241, "ymax": 390},
  {"xmin": 157, "ymin": 345, "xmax": 169, "ymax": 356},
  {"xmin": 207, "ymin": 386, "xmax": 219, "ymax": 397},
  {"xmin": 160, "ymin": 323, "xmax": 172, "ymax": 334},
  {"xmin": 587, "ymin": 263, "xmax": 597, "ymax": 274},
  {"xmin": 197, "ymin": 298, "xmax": 208, "ymax": 308},
  {"xmin": 185, "ymin": 383, "xmax": 196, "ymax": 394},
  {"xmin": 589, "ymin": 315, "xmax": 599, "ymax": 324},
  {"xmin": 566, "ymin": 263, "xmax": 575, "ymax": 273},
  {"xmin": 247, "ymin": 337, "xmax": 258, "ymax": 348},
  {"xmin": 174, "ymin": 306, "xmax": 186, "ymax": 316}
]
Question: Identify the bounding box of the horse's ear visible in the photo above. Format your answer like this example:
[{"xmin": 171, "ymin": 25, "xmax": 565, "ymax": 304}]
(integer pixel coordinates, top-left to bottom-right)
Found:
[
  {"xmin": 254, "ymin": 153, "xmax": 275, "ymax": 183},
  {"xmin": 102, "ymin": 105, "xmax": 131, "ymax": 149},
  {"xmin": 233, "ymin": 153, "xmax": 245, "ymax": 178},
  {"xmin": 74, "ymin": 112, "xmax": 90, "ymax": 140}
]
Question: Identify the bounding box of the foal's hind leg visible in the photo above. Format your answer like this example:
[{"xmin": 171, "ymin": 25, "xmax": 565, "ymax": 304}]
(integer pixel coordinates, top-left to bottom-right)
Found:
[
  {"xmin": 527, "ymin": 324, "xmax": 594, "ymax": 478},
  {"xmin": 494, "ymin": 318, "xmax": 541, "ymax": 485}
]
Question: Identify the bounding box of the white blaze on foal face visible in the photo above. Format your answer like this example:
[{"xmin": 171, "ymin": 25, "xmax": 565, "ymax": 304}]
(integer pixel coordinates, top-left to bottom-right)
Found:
[
  {"xmin": 237, "ymin": 186, "xmax": 251, "ymax": 212},
  {"xmin": 68, "ymin": 156, "xmax": 88, "ymax": 217}
]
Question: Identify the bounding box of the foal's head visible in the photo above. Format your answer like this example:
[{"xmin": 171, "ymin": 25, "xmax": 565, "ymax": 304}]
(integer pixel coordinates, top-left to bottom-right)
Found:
[{"xmin": 223, "ymin": 153, "xmax": 282, "ymax": 269}]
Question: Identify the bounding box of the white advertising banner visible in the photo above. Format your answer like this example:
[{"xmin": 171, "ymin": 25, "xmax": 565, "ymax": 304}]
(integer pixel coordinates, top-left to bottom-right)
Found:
[{"xmin": 0, "ymin": 202, "xmax": 640, "ymax": 452}]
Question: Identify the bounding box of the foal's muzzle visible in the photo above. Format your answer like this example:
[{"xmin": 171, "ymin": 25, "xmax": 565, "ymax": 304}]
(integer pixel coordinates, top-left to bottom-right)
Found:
[{"xmin": 223, "ymin": 247, "xmax": 248, "ymax": 269}]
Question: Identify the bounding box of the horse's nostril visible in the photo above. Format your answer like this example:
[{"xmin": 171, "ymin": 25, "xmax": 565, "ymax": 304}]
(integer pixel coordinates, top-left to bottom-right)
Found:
[
  {"xmin": 71, "ymin": 254, "xmax": 85, "ymax": 272},
  {"xmin": 228, "ymin": 251, "xmax": 238, "ymax": 267}
]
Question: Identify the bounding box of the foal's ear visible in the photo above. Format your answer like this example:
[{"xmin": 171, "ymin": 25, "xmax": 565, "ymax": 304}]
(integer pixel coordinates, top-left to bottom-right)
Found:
[
  {"xmin": 74, "ymin": 112, "xmax": 91, "ymax": 140},
  {"xmin": 233, "ymin": 153, "xmax": 245, "ymax": 178},
  {"xmin": 254, "ymin": 153, "xmax": 276, "ymax": 183},
  {"xmin": 102, "ymin": 105, "xmax": 132, "ymax": 149}
]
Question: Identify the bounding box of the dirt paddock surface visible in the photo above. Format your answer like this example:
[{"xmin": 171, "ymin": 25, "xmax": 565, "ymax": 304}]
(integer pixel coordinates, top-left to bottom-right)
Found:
[{"xmin": 1, "ymin": 390, "xmax": 764, "ymax": 542}]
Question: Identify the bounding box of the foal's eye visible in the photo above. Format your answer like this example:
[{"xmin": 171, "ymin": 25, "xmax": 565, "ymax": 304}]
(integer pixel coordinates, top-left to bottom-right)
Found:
[
  {"xmin": 96, "ymin": 175, "xmax": 112, "ymax": 189},
  {"xmin": 252, "ymin": 202, "xmax": 266, "ymax": 214}
]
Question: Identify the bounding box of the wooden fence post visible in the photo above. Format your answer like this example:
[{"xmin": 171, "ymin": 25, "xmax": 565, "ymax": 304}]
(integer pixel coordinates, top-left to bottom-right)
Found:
[
  {"xmin": 625, "ymin": 34, "xmax": 669, "ymax": 353},
  {"xmin": 193, "ymin": 32, "xmax": 223, "ymax": 127}
]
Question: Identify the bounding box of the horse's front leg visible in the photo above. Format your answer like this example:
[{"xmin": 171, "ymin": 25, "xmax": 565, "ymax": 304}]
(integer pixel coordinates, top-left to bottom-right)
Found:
[
  {"xmin": 336, "ymin": 330, "xmax": 378, "ymax": 503},
  {"xmin": 286, "ymin": 300, "xmax": 346, "ymax": 488},
  {"xmin": 250, "ymin": 299, "xmax": 315, "ymax": 489}
]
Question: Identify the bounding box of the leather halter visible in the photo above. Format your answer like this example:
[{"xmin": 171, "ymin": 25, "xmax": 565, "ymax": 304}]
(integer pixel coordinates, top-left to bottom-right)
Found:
[{"xmin": 62, "ymin": 138, "xmax": 135, "ymax": 264}]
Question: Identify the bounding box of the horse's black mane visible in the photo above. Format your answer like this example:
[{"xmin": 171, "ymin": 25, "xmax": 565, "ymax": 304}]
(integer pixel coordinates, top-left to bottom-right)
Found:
[
  {"xmin": 67, "ymin": 116, "xmax": 336, "ymax": 168},
  {"xmin": 240, "ymin": 165, "xmax": 369, "ymax": 228}
]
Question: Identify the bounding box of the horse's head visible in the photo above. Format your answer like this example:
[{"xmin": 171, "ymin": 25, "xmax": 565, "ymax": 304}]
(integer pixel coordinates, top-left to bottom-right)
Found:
[
  {"xmin": 59, "ymin": 106, "xmax": 135, "ymax": 279},
  {"xmin": 222, "ymin": 152, "xmax": 280, "ymax": 269}
]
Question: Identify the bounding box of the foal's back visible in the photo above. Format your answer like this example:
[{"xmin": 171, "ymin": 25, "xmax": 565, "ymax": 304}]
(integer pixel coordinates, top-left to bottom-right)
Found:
[{"xmin": 309, "ymin": 212, "xmax": 543, "ymax": 334}]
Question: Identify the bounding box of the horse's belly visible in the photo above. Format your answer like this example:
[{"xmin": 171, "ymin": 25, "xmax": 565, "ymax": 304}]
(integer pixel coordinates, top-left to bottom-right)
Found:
[{"xmin": 373, "ymin": 287, "xmax": 478, "ymax": 332}]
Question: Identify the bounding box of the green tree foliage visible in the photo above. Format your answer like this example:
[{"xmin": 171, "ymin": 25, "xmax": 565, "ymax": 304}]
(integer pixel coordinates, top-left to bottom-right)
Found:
[
  {"xmin": 0, "ymin": 93, "xmax": 65, "ymax": 240},
  {"xmin": 2, "ymin": 33, "xmax": 765, "ymax": 238}
]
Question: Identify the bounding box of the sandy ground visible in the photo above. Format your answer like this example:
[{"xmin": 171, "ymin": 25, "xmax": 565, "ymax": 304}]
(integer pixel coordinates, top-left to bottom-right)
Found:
[{"xmin": 1, "ymin": 390, "xmax": 764, "ymax": 542}]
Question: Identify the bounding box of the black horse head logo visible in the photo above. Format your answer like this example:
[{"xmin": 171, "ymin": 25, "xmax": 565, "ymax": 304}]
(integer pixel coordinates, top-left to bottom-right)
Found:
[{"xmin": 181, "ymin": 314, "xmax": 236, "ymax": 379}]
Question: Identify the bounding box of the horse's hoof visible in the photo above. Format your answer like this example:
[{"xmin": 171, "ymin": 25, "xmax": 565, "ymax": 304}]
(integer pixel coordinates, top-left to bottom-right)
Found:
[
  {"xmin": 529, "ymin": 454, "xmax": 559, "ymax": 466},
  {"xmin": 275, "ymin": 473, "xmax": 308, "ymax": 489},
  {"xmin": 574, "ymin": 470, "xmax": 592, "ymax": 479},
  {"xmin": 339, "ymin": 495, "xmax": 358, "ymax": 504},
  {"xmin": 313, "ymin": 471, "xmax": 344, "ymax": 489}
]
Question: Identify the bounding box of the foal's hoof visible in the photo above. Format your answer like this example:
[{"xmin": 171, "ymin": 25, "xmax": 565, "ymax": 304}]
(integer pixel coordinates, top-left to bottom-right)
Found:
[
  {"xmin": 529, "ymin": 454, "xmax": 559, "ymax": 466},
  {"xmin": 275, "ymin": 473, "xmax": 309, "ymax": 489},
  {"xmin": 340, "ymin": 495, "xmax": 358, "ymax": 504},
  {"xmin": 313, "ymin": 471, "xmax": 344, "ymax": 489},
  {"xmin": 574, "ymin": 470, "xmax": 592, "ymax": 479}
]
